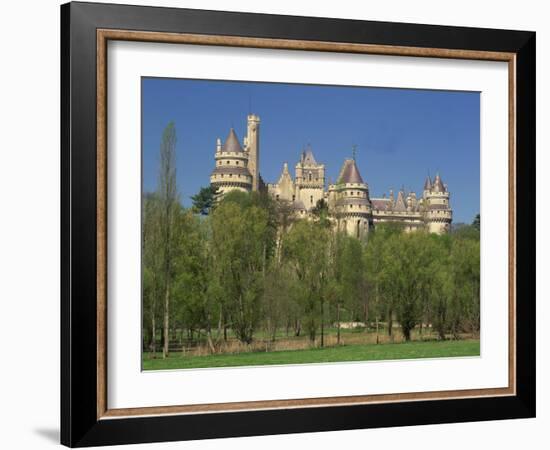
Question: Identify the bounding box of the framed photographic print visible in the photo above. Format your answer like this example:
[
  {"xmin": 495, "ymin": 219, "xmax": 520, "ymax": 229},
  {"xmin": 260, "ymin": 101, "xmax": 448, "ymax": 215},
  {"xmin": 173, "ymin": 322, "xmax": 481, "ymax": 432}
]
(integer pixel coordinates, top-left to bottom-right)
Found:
[{"xmin": 60, "ymin": 1, "xmax": 536, "ymax": 447}]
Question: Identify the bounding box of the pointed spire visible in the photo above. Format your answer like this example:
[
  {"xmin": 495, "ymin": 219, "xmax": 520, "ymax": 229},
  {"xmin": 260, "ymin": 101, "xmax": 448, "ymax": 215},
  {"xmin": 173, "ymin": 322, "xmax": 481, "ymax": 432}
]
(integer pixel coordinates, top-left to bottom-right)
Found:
[
  {"xmin": 394, "ymin": 190, "xmax": 407, "ymax": 212},
  {"xmin": 222, "ymin": 128, "xmax": 243, "ymax": 153},
  {"xmin": 424, "ymin": 175, "xmax": 432, "ymax": 191},
  {"xmin": 277, "ymin": 161, "xmax": 293, "ymax": 185},
  {"xmin": 433, "ymin": 173, "xmax": 445, "ymax": 192}
]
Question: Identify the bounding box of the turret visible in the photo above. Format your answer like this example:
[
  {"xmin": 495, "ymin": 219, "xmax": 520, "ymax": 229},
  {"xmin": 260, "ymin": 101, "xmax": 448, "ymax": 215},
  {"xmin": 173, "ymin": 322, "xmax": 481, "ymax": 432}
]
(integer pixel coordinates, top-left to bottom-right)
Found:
[
  {"xmin": 423, "ymin": 172, "xmax": 452, "ymax": 234},
  {"xmin": 331, "ymin": 158, "xmax": 372, "ymax": 238},
  {"xmin": 210, "ymin": 127, "xmax": 252, "ymax": 195}
]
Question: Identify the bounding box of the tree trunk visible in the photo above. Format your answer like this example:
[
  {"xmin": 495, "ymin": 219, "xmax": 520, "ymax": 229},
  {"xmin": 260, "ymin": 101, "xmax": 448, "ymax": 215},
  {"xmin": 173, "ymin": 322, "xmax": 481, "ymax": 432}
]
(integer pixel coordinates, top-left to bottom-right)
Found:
[
  {"xmin": 217, "ymin": 306, "xmax": 223, "ymax": 340},
  {"xmin": 388, "ymin": 307, "xmax": 393, "ymax": 339},
  {"xmin": 294, "ymin": 319, "xmax": 301, "ymax": 337},
  {"xmin": 336, "ymin": 303, "xmax": 341, "ymax": 345},
  {"xmin": 150, "ymin": 313, "xmax": 156, "ymax": 357},
  {"xmin": 320, "ymin": 297, "xmax": 325, "ymax": 348},
  {"xmin": 162, "ymin": 286, "xmax": 170, "ymax": 358},
  {"xmin": 403, "ymin": 327, "xmax": 411, "ymax": 341}
]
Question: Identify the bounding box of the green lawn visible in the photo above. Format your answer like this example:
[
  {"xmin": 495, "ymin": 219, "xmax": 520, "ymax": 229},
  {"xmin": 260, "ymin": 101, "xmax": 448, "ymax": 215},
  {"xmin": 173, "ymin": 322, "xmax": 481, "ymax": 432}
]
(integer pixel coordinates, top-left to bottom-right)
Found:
[{"xmin": 142, "ymin": 339, "xmax": 480, "ymax": 370}]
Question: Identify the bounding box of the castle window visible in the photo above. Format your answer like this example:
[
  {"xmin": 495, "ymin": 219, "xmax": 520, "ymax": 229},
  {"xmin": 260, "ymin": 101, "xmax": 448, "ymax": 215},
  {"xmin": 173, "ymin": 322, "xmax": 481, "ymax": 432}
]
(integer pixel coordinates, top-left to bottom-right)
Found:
[
  {"xmin": 308, "ymin": 173, "xmax": 312, "ymax": 181},
  {"xmin": 310, "ymin": 195, "xmax": 313, "ymax": 204},
  {"xmin": 292, "ymin": 195, "xmax": 296, "ymax": 202},
  {"xmin": 226, "ymin": 161, "xmax": 229, "ymax": 164},
  {"xmin": 236, "ymin": 161, "xmax": 239, "ymax": 165},
  {"xmin": 218, "ymin": 161, "xmax": 221, "ymax": 165},
  {"xmin": 229, "ymin": 174, "xmax": 232, "ymax": 178},
  {"xmin": 276, "ymin": 194, "xmax": 280, "ymax": 201}
]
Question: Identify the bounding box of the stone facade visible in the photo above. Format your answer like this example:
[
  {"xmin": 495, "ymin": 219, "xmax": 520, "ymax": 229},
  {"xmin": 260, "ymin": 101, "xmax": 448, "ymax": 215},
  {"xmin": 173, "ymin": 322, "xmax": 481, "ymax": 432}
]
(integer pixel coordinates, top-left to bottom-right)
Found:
[{"xmin": 210, "ymin": 114, "xmax": 452, "ymax": 235}]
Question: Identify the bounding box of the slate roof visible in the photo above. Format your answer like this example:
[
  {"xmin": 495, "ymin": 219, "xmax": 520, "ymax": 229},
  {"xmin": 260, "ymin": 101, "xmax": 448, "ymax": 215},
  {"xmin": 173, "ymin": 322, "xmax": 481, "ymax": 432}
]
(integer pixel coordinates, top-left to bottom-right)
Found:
[
  {"xmin": 371, "ymin": 198, "xmax": 392, "ymax": 211},
  {"xmin": 211, "ymin": 166, "xmax": 251, "ymax": 177},
  {"xmin": 222, "ymin": 128, "xmax": 244, "ymax": 153},
  {"xmin": 304, "ymin": 148, "xmax": 318, "ymax": 165},
  {"xmin": 424, "ymin": 176, "xmax": 432, "ymax": 190},
  {"xmin": 338, "ymin": 159, "xmax": 364, "ymax": 184},
  {"xmin": 433, "ymin": 174, "xmax": 446, "ymax": 192}
]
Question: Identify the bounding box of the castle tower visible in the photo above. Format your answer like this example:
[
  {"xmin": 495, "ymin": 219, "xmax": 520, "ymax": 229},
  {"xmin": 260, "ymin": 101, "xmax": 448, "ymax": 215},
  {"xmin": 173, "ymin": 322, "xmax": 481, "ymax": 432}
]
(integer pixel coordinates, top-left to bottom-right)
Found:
[
  {"xmin": 423, "ymin": 173, "xmax": 452, "ymax": 234},
  {"xmin": 295, "ymin": 145, "xmax": 325, "ymax": 210},
  {"xmin": 210, "ymin": 127, "xmax": 252, "ymax": 194},
  {"xmin": 331, "ymin": 158, "xmax": 373, "ymax": 239},
  {"xmin": 245, "ymin": 114, "xmax": 260, "ymax": 191}
]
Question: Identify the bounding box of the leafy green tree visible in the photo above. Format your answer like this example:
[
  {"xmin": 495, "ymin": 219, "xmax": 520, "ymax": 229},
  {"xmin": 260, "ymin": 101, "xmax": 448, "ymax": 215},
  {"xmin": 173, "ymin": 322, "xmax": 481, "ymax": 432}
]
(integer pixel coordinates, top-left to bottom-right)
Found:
[
  {"xmin": 472, "ymin": 213, "xmax": 480, "ymax": 231},
  {"xmin": 283, "ymin": 220, "xmax": 331, "ymax": 344},
  {"xmin": 330, "ymin": 233, "xmax": 365, "ymax": 343},
  {"xmin": 311, "ymin": 199, "xmax": 331, "ymax": 227},
  {"xmin": 142, "ymin": 192, "xmax": 163, "ymax": 355},
  {"xmin": 171, "ymin": 209, "xmax": 218, "ymax": 350},
  {"xmin": 210, "ymin": 194, "xmax": 272, "ymax": 344},
  {"xmin": 191, "ymin": 185, "xmax": 219, "ymax": 215},
  {"xmin": 427, "ymin": 236, "xmax": 452, "ymax": 340},
  {"xmin": 449, "ymin": 236, "xmax": 480, "ymax": 337},
  {"xmin": 379, "ymin": 232, "xmax": 435, "ymax": 341}
]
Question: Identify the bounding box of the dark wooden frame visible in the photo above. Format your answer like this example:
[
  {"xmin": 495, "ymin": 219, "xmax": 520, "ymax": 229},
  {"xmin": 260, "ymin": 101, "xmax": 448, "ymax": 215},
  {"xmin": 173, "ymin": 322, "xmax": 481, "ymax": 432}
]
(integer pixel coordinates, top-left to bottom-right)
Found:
[{"xmin": 61, "ymin": 1, "xmax": 536, "ymax": 447}]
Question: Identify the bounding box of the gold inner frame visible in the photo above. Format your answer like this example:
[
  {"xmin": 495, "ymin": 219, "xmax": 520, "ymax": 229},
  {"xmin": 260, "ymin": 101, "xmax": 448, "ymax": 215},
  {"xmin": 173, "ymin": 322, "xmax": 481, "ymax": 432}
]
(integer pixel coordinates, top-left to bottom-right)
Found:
[{"xmin": 96, "ymin": 29, "xmax": 517, "ymax": 420}]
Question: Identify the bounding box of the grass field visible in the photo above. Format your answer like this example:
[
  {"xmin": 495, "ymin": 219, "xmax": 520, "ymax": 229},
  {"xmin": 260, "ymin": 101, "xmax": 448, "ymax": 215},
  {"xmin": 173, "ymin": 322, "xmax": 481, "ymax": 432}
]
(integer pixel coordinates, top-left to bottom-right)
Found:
[{"xmin": 142, "ymin": 339, "xmax": 480, "ymax": 370}]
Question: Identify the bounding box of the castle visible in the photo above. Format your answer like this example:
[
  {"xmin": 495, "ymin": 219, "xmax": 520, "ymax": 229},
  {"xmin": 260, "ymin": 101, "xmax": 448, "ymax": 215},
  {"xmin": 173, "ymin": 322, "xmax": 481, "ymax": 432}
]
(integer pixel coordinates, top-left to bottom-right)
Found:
[{"xmin": 210, "ymin": 114, "xmax": 452, "ymax": 237}]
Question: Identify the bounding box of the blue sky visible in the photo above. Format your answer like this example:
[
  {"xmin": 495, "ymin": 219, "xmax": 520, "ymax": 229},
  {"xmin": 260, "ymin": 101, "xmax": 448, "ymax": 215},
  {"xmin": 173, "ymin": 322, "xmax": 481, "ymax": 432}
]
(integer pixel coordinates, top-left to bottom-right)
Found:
[{"xmin": 142, "ymin": 78, "xmax": 480, "ymax": 224}]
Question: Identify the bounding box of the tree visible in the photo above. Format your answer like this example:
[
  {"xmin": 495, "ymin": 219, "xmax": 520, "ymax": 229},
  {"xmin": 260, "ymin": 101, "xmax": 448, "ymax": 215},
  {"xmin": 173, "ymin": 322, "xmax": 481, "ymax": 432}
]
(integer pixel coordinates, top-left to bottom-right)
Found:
[
  {"xmin": 449, "ymin": 235, "xmax": 480, "ymax": 337},
  {"xmin": 210, "ymin": 194, "xmax": 272, "ymax": 344},
  {"xmin": 379, "ymin": 232, "xmax": 432, "ymax": 341},
  {"xmin": 157, "ymin": 122, "xmax": 179, "ymax": 358},
  {"xmin": 427, "ymin": 236, "xmax": 452, "ymax": 340},
  {"xmin": 311, "ymin": 199, "xmax": 331, "ymax": 227},
  {"xmin": 330, "ymin": 233, "xmax": 365, "ymax": 344},
  {"xmin": 191, "ymin": 185, "xmax": 219, "ymax": 215},
  {"xmin": 472, "ymin": 213, "xmax": 480, "ymax": 231},
  {"xmin": 171, "ymin": 209, "xmax": 216, "ymax": 350},
  {"xmin": 283, "ymin": 220, "xmax": 331, "ymax": 344},
  {"xmin": 142, "ymin": 192, "xmax": 163, "ymax": 355}
]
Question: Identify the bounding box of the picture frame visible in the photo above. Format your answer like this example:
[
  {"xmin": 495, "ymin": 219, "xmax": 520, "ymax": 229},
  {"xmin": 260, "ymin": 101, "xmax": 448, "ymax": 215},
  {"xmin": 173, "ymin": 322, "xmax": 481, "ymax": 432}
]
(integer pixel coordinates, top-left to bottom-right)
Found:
[{"xmin": 60, "ymin": 1, "xmax": 535, "ymax": 447}]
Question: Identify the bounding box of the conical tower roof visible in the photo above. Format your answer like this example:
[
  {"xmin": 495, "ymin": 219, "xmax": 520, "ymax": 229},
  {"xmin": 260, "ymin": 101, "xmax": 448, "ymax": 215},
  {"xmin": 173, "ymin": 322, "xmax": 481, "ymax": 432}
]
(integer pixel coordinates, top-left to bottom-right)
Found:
[
  {"xmin": 222, "ymin": 128, "xmax": 243, "ymax": 153},
  {"xmin": 338, "ymin": 159, "xmax": 364, "ymax": 184},
  {"xmin": 424, "ymin": 176, "xmax": 432, "ymax": 190},
  {"xmin": 433, "ymin": 173, "xmax": 446, "ymax": 192}
]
